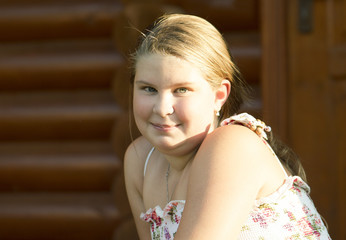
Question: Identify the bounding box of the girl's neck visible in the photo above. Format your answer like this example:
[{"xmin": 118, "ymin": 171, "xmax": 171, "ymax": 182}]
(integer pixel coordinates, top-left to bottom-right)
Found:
[
  {"xmin": 161, "ymin": 125, "xmax": 217, "ymax": 172},
  {"xmin": 163, "ymin": 148, "xmax": 198, "ymax": 172}
]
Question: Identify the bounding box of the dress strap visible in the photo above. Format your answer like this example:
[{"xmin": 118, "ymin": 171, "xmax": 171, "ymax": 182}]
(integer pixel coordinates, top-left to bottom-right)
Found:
[
  {"xmin": 144, "ymin": 147, "xmax": 155, "ymax": 177},
  {"xmin": 264, "ymin": 142, "xmax": 289, "ymax": 178},
  {"xmin": 221, "ymin": 113, "xmax": 288, "ymax": 178}
]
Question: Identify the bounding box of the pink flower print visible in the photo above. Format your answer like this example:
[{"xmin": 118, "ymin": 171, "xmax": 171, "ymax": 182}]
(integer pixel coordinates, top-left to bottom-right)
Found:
[
  {"xmin": 283, "ymin": 223, "xmax": 294, "ymax": 232},
  {"xmin": 309, "ymin": 216, "xmax": 325, "ymax": 236},
  {"xmin": 257, "ymin": 204, "xmax": 278, "ymax": 223},
  {"xmin": 297, "ymin": 217, "xmax": 319, "ymax": 237},
  {"xmin": 151, "ymin": 211, "xmax": 162, "ymax": 226},
  {"xmin": 175, "ymin": 214, "xmax": 181, "ymax": 224},
  {"xmin": 142, "ymin": 214, "xmax": 149, "ymax": 221},
  {"xmin": 263, "ymin": 207, "xmax": 275, "ymax": 218},
  {"xmin": 286, "ymin": 210, "xmax": 296, "ymax": 221},
  {"xmin": 302, "ymin": 205, "xmax": 311, "ymax": 215},
  {"xmin": 313, "ymin": 216, "xmax": 323, "ymax": 227},
  {"xmin": 289, "ymin": 179, "xmax": 306, "ymax": 196},
  {"xmin": 252, "ymin": 213, "xmax": 268, "ymax": 228},
  {"xmin": 293, "ymin": 178, "xmax": 306, "ymax": 188},
  {"xmin": 290, "ymin": 185, "xmax": 302, "ymax": 196}
]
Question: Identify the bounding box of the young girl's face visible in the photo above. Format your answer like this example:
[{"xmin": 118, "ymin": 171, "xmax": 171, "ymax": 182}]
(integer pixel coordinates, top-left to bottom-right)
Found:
[{"xmin": 133, "ymin": 54, "xmax": 220, "ymax": 156}]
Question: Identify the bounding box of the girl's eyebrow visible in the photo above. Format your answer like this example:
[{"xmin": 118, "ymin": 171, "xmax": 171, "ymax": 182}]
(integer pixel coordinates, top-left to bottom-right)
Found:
[
  {"xmin": 171, "ymin": 81, "xmax": 195, "ymax": 87},
  {"xmin": 134, "ymin": 80, "xmax": 152, "ymax": 85},
  {"xmin": 135, "ymin": 80, "xmax": 195, "ymax": 87}
]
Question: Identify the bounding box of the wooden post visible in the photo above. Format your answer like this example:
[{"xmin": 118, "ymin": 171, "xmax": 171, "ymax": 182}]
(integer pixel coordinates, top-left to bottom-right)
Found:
[{"xmin": 261, "ymin": 0, "xmax": 288, "ymax": 142}]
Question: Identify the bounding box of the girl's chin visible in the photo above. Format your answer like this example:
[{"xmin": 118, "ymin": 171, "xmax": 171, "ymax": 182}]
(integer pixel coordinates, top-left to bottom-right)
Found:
[
  {"xmin": 151, "ymin": 139, "xmax": 182, "ymax": 150},
  {"xmin": 146, "ymin": 137, "xmax": 183, "ymax": 151},
  {"xmin": 149, "ymin": 137, "xmax": 203, "ymax": 155}
]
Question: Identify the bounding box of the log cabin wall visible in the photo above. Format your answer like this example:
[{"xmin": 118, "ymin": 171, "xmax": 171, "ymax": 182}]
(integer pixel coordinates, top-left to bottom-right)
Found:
[
  {"xmin": 0, "ymin": 0, "xmax": 260, "ymax": 239},
  {"xmin": 0, "ymin": 0, "xmax": 126, "ymax": 239}
]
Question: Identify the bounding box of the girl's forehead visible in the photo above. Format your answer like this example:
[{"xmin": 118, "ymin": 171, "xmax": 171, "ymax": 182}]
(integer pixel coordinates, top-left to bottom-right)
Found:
[
  {"xmin": 136, "ymin": 53, "xmax": 186, "ymax": 67},
  {"xmin": 135, "ymin": 54, "xmax": 206, "ymax": 83}
]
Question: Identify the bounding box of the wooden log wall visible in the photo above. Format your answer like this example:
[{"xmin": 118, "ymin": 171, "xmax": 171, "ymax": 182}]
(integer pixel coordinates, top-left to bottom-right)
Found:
[
  {"xmin": 0, "ymin": 0, "xmax": 261, "ymax": 239},
  {"xmin": 0, "ymin": 0, "xmax": 128, "ymax": 239}
]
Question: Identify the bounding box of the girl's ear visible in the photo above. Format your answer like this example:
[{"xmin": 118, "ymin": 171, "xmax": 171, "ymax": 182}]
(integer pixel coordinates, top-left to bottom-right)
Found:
[{"xmin": 215, "ymin": 79, "xmax": 231, "ymax": 111}]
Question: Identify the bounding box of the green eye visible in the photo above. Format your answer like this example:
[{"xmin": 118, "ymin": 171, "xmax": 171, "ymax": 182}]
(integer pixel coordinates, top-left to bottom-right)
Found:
[{"xmin": 176, "ymin": 88, "xmax": 188, "ymax": 93}]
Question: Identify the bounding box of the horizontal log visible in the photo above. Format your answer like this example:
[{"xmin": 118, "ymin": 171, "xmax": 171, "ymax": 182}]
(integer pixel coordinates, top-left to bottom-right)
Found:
[
  {"xmin": 0, "ymin": 192, "xmax": 120, "ymax": 240},
  {"xmin": 0, "ymin": 39, "xmax": 124, "ymax": 91},
  {"xmin": 0, "ymin": 141, "xmax": 121, "ymax": 191},
  {"xmin": 0, "ymin": 1, "xmax": 123, "ymax": 41},
  {"xmin": 0, "ymin": 140, "xmax": 115, "ymax": 154},
  {"xmin": 0, "ymin": 90, "xmax": 122, "ymax": 141}
]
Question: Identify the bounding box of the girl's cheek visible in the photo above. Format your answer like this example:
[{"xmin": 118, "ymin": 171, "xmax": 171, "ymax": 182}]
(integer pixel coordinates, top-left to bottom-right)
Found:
[
  {"xmin": 133, "ymin": 97, "xmax": 152, "ymax": 117},
  {"xmin": 174, "ymin": 101, "xmax": 189, "ymax": 118},
  {"xmin": 133, "ymin": 96, "xmax": 142, "ymax": 116}
]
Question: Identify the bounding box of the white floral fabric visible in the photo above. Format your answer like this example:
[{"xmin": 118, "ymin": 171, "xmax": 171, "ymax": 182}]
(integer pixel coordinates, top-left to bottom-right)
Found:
[
  {"xmin": 141, "ymin": 176, "xmax": 330, "ymax": 239},
  {"xmin": 141, "ymin": 201, "xmax": 184, "ymax": 240}
]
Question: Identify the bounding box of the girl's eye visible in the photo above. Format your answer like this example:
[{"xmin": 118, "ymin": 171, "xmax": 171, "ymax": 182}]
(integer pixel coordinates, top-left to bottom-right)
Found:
[
  {"xmin": 143, "ymin": 86, "xmax": 157, "ymax": 93},
  {"xmin": 175, "ymin": 88, "xmax": 188, "ymax": 94}
]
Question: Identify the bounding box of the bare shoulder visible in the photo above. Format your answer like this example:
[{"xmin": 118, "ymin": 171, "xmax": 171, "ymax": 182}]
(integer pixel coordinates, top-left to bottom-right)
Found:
[
  {"xmin": 192, "ymin": 124, "xmax": 275, "ymax": 185},
  {"xmin": 124, "ymin": 136, "xmax": 153, "ymax": 182},
  {"xmin": 125, "ymin": 136, "xmax": 152, "ymax": 167},
  {"xmin": 124, "ymin": 136, "xmax": 154, "ymax": 198},
  {"xmin": 124, "ymin": 137, "xmax": 153, "ymax": 239},
  {"xmin": 201, "ymin": 124, "xmax": 269, "ymax": 157}
]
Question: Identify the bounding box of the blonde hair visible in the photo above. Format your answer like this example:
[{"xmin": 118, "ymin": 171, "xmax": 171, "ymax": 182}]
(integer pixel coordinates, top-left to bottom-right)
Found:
[
  {"xmin": 130, "ymin": 13, "xmax": 306, "ymax": 181},
  {"xmin": 131, "ymin": 13, "xmax": 251, "ymax": 121}
]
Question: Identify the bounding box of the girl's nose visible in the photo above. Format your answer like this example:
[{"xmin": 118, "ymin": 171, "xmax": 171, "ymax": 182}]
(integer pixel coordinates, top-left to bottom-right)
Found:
[{"xmin": 153, "ymin": 94, "xmax": 175, "ymax": 117}]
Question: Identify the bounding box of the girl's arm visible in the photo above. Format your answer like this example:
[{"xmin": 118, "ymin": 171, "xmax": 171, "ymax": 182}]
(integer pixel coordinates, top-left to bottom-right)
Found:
[
  {"xmin": 124, "ymin": 137, "xmax": 152, "ymax": 240},
  {"xmin": 174, "ymin": 124, "xmax": 285, "ymax": 239}
]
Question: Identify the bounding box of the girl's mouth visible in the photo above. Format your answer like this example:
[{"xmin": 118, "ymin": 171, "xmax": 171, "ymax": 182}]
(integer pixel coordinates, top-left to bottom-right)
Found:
[{"xmin": 151, "ymin": 123, "xmax": 180, "ymax": 131}]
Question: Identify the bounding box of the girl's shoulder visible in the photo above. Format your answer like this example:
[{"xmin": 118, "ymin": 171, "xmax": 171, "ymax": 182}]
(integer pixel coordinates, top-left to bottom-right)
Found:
[
  {"xmin": 125, "ymin": 136, "xmax": 153, "ymax": 169},
  {"xmin": 124, "ymin": 136, "xmax": 153, "ymax": 187},
  {"xmin": 124, "ymin": 137, "xmax": 155, "ymax": 239},
  {"xmin": 195, "ymin": 123, "xmax": 277, "ymax": 176},
  {"xmin": 206, "ymin": 123, "xmax": 267, "ymax": 150},
  {"xmin": 214, "ymin": 112, "xmax": 272, "ymax": 144}
]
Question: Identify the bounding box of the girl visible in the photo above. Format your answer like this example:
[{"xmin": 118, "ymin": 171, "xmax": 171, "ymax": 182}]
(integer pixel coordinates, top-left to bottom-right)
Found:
[{"xmin": 124, "ymin": 14, "xmax": 330, "ymax": 239}]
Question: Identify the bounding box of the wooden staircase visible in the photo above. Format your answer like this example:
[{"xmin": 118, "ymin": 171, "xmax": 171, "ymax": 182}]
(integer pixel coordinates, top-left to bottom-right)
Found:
[
  {"xmin": 0, "ymin": 1, "xmax": 129, "ymax": 239},
  {"xmin": 0, "ymin": 0, "xmax": 262, "ymax": 239}
]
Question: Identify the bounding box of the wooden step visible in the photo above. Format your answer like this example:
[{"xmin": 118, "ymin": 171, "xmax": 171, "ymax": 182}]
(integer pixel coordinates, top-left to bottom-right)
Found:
[
  {"xmin": 0, "ymin": 39, "xmax": 124, "ymax": 91},
  {"xmin": 0, "ymin": 192, "xmax": 120, "ymax": 240},
  {"xmin": 0, "ymin": 0, "xmax": 123, "ymax": 41},
  {"xmin": 0, "ymin": 141, "xmax": 121, "ymax": 191},
  {"xmin": 0, "ymin": 90, "xmax": 121, "ymax": 141}
]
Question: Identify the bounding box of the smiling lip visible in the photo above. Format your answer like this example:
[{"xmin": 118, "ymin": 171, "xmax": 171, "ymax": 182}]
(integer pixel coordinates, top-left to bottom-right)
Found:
[{"xmin": 151, "ymin": 123, "xmax": 180, "ymax": 131}]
